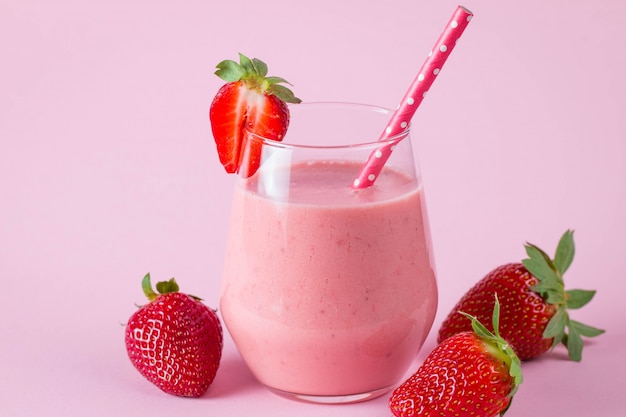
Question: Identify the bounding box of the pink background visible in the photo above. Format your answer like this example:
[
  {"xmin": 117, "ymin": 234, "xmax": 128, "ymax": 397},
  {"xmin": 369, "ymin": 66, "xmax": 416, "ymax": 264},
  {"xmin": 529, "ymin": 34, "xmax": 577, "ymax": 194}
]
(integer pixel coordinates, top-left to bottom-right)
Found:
[{"xmin": 1, "ymin": 0, "xmax": 624, "ymax": 415}]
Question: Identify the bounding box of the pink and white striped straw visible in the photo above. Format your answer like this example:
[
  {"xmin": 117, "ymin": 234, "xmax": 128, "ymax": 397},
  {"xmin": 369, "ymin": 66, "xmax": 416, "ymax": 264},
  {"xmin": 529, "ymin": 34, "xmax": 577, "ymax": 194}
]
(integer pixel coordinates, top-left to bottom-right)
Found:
[{"xmin": 352, "ymin": 5, "xmax": 473, "ymax": 189}]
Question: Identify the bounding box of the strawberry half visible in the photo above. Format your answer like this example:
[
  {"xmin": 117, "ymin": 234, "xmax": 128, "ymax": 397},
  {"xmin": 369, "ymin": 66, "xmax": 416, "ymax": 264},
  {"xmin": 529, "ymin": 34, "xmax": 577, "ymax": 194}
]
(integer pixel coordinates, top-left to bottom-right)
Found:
[
  {"xmin": 390, "ymin": 295, "xmax": 523, "ymax": 417},
  {"xmin": 209, "ymin": 53, "xmax": 301, "ymax": 176},
  {"xmin": 438, "ymin": 230, "xmax": 605, "ymax": 361},
  {"xmin": 125, "ymin": 273, "xmax": 223, "ymax": 397}
]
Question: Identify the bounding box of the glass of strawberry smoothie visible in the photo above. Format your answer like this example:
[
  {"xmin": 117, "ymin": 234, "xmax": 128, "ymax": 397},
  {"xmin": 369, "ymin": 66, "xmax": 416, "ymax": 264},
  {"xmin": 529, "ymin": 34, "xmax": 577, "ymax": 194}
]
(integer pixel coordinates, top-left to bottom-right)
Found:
[{"xmin": 220, "ymin": 102, "xmax": 437, "ymax": 403}]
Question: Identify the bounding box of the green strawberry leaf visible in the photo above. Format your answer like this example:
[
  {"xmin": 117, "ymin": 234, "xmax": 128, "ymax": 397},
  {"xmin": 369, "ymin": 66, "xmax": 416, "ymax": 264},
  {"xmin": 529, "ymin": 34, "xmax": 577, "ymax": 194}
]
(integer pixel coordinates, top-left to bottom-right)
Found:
[
  {"xmin": 463, "ymin": 310, "xmax": 492, "ymax": 341},
  {"xmin": 265, "ymin": 76, "xmax": 291, "ymax": 85},
  {"xmin": 524, "ymin": 242, "xmax": 556, "ymax": 271},
  {"xmin": 565, "ymin": 318, "xmax": 584, "ymax": 362},
  {"xmin": 238, "ymin": 53, "xmax": 255, "ymax": 73},
  {"xmin": 507, "ymin": 350, "xmax": 523, "ymax": 397},
  {"xmin": 492, "ymin": 293, "xmax": 501, "ymax": 334},
  {"xmin": 141, "ymin": 273, "xmax": 159, "ymax": 301},
  {"xmin": 544, "ymin": 307, "xmax": 567, "ymax": 340},
  {"xmin": 523, "ymin": 237, "xmax": 571, "ymax": 307},
  {"xmin": 566, "ymin": 289, "xmax": 596, "ymax": 309},
  {"xmin": 251, "ymin": 58, "xmax": 268, "ymax": 77},
  {"xmin": 554, "ymin": 230, "xmax": 575, "ymax": 274},
  {"xmin": 269, "ymin": 83, "xmax": 303, "ymax": 104},
  {"xmin": 215, "ymin": 59, "xmax": 246, "ymax": 82},
  {"xmin": 536, "ymin": 287, "xmax": 566, "ymax": 305},
  {"xmin": 155, "ymin": 278, "xmax": 180, "ymax": 295},
  {"xmin": 569, "ymin": 319, "xmax": 605, "ymax": 338},
  {"xmin": 522, "ymin": 248, "xmax": 560, "ymax": 286}
]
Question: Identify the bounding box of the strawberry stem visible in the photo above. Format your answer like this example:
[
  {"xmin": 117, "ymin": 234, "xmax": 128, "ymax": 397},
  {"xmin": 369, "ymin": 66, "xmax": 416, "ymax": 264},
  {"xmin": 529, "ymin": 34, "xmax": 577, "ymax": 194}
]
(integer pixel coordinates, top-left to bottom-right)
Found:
[{"xmin": 141, "ymin": 273, "xmax": 159, "ymax": 301}]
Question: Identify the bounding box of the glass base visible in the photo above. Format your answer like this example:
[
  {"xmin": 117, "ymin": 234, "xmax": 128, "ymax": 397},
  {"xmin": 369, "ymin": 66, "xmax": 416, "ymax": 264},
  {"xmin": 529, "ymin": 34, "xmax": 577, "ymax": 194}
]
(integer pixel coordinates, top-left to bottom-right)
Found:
[{"xmin": 266, "ymin": 385, "xmax": 393, "ymax": 404}]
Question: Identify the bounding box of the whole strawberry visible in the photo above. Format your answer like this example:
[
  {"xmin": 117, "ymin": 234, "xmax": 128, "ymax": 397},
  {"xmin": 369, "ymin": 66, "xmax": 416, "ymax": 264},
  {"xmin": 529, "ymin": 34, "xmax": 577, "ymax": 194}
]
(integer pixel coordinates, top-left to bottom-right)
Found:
[
  {"xmin": 438, "ymin": 230, "xmax": 604, "ymax": 361},
  {"xmin": 125, "ymin": 273, "xmax": 223, "ymax": 397},
  {"xmin": 390, "ymin": 296, "xmax": 523, "ymax": 417},
  {"xmin": 209, "ymin": 53, "xmax": 301, "ymax": 176}
]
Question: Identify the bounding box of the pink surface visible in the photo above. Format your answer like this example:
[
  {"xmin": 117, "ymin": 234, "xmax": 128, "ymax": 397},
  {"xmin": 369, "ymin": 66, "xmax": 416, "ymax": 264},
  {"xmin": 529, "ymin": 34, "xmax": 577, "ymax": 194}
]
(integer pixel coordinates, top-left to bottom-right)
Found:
[{"xmin": 1, "ymin": 0, "xmax": 624, "ymax": 416}]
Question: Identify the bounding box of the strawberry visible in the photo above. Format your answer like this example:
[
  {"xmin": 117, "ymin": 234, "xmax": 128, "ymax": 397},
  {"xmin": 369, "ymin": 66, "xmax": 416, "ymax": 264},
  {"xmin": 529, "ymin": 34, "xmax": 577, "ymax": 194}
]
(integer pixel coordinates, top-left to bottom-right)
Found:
[
  {"xmin": 125, "ymin": 273, "xmax": 223, "ymax": 397},
  {"xmin": 438, "ymin": 230, "xmax": 604, "ymax": 361},
  {"xmin": 390, "ymin": 295, "xmax": 523, "ymax": 417},
  {"xmin": 209, "ymin": 53, "xmax": 301, "ymax": 176}
]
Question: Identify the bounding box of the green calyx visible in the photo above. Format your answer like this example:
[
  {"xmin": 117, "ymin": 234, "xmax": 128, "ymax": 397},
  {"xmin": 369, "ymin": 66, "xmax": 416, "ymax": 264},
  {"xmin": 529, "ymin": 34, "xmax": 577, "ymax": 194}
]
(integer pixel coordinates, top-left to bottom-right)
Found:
[
  {"xmin": 141, "ymin": 273, "xmax": 179, "ymax": 301},
  {"xmin": 521, "ymin": 230, "xmax": 605, "ymax": 361},
  {"xmin": 214, "ymin": 53, "xmax": 302, "ymax": 104},
  {"xmin": 460, "ymin": 294, "xmax": 523, "ymax": 401},
  {"xmin": 140, "ymin": 273, "xmax": 202, "ymax": 302}
]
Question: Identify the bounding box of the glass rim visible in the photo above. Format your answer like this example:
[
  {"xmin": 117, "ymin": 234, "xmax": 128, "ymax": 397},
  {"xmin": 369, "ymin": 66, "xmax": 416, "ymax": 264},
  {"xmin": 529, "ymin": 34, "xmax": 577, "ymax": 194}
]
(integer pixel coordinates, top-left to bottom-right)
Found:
[{"xmin": 244, "ymin": 101, "xmax": 411, "ymax": 150}]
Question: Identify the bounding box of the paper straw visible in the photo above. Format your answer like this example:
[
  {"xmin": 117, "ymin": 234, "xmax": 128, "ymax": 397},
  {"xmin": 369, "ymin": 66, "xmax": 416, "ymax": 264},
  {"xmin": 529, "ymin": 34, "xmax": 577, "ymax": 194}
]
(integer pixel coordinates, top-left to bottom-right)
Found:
[{"xmin": 352, "ymin": 5, "xmax": 473, "ymax": 189}]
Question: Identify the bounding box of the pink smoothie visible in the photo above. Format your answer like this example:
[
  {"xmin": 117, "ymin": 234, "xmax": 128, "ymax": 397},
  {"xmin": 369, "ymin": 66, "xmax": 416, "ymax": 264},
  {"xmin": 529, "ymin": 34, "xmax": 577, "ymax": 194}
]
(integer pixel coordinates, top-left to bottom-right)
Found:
[{"xmin": 220, "ymin": 160, "xmax": 437, "ymax": 398}]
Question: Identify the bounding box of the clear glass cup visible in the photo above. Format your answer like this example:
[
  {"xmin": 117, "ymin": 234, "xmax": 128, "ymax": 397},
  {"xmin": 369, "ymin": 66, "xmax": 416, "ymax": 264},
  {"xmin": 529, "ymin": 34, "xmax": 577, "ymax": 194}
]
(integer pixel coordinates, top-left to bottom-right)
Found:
[{"xmin": 220, "ymin": 102, "xmax": 437, "ymax": 403}]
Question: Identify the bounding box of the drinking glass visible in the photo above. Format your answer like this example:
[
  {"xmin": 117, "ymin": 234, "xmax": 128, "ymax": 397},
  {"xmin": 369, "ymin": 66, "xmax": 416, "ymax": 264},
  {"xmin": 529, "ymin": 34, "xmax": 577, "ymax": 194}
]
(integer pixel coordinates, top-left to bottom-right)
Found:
[{"xmin": 220, "ymin": 102, "xmax": 437, "ymax": 403}]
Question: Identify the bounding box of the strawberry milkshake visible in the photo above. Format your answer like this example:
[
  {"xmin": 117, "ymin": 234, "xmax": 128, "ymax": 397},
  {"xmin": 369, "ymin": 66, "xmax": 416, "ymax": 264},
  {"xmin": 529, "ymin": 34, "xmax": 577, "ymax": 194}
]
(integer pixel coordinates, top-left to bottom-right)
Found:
[{"xmin": 219, "ymin": 102, "xmax": 437, "ymax": 403}]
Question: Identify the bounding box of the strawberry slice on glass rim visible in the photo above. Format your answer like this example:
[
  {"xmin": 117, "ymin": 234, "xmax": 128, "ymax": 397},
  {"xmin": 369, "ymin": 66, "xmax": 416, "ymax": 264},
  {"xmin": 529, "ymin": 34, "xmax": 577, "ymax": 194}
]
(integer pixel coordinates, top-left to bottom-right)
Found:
[{"xmin": 209, "ymin": 53, "xmax": 301, "ymax": 176}]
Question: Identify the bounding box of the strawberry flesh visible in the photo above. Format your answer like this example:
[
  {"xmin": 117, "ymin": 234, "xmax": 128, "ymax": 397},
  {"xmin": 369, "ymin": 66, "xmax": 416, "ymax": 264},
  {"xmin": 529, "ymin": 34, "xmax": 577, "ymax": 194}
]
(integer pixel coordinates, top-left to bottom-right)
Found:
[
  {"xmin": 209, "ymin": 54, "xmax": 300, "ymax": 176},
  {"xmin": 210, "ymin": 81, "xmax": 248, "ymax": 173}
]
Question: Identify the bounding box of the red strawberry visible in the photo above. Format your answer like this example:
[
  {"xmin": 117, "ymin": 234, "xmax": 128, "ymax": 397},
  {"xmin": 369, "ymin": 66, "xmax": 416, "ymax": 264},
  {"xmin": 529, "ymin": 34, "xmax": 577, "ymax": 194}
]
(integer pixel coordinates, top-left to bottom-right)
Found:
[
  {"xmin": 209, "ymin": 53, "xmax": 301, "ymax": 176},
  {"xmin": 438, "ymin": 230, "xmax": 604, "ymax": 361},
  {"xmin": 390, "ymin": 295, "xmax": 523, "ymax": 417},
  {"xmin": 125, "ymin": 273, "xmax": 223, "ymax": 397}
]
